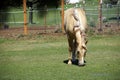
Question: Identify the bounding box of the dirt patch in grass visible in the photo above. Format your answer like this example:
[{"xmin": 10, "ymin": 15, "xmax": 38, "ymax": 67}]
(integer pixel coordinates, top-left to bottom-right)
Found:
[
  {"xmin": 0, "ymin": 24, "xmax": 120, "ymax": 39},
  {"xmin": 0, "ymin": 26, "xmax": 64, "ymax": 39}
]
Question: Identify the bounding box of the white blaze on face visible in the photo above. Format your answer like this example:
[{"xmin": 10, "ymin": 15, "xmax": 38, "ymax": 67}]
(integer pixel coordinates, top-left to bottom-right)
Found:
[{"xmin": 79, "ymin": 57, "xmax": 84, "ymax": 65}]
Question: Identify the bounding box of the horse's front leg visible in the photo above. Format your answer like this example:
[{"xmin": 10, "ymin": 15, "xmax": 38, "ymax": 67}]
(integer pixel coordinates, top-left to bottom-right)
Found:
[
  {"xmin": 72, "ymin": 39, "xmax": 77, "ymax": 61},
  {"xmin": 67, "ymin": 38, "xmax": 73, "ymax": 65}
]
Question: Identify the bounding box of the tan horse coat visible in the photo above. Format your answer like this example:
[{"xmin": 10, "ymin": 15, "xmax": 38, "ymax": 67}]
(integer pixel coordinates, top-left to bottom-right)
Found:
[{"xmin": 64, "ymin": 8, "xmax": 88, "ymax": 66}]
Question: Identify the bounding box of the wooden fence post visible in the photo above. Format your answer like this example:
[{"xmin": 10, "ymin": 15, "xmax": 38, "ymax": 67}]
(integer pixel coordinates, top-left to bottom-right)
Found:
[
  {"xmin": 23, "ymin": 0, "xmax": 28, "ymax": 35},
  {"xmin": 98, "ymin": 0, "xmax": 103, "ymax": 32},
  {"xmin": 61, "ymin": 0, "xmax": 64, "ymax": 33}
]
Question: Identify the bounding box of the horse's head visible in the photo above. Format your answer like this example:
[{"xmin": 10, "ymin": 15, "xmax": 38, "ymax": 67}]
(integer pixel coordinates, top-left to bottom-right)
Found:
[{"xmin": 76, "ymin": 30, "xmax": 87, "ymax": 66}]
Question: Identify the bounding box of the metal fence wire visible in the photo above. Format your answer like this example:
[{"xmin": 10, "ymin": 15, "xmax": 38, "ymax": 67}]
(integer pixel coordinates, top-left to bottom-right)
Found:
[{"xmin": 0, "ymin": 5, "xmax": 120, "ymax": 28}]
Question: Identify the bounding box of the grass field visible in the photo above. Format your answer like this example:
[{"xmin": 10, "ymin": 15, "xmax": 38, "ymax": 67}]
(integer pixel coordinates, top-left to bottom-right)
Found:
[{"xmin": 0, "ymin": 34, "xmax": 120, "ymax": 80}]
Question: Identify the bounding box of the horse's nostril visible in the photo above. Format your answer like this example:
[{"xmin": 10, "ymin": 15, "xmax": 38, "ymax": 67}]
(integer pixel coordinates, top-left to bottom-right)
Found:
[{"xmin": 84, "ymin": 60, "xmax": 87, "ymax": 63}]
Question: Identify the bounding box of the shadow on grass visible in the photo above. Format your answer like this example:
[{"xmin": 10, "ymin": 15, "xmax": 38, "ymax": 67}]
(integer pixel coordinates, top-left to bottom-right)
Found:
[{"xmin": 63, "ymin": 59, "xmax": 86, "ymax": 67}]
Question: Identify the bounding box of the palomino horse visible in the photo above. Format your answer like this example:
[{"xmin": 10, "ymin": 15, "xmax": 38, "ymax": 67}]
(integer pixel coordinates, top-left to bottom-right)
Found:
[{"xmin": 64, "ymin": 8, "xmax": 88, "ymax": 66}]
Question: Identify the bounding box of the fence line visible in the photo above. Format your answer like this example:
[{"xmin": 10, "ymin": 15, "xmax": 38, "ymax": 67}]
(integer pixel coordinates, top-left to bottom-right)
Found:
[
  {"xmin": 0, "ymin": 6, "xmax": 119, "ymax": 27},
  {"xmin": 0, "ymin": 10, "xmax": 118, "ymax": 15},
  {"xmin": 0, "ymin": 11, "xmax": 23, "ymax": 14}
]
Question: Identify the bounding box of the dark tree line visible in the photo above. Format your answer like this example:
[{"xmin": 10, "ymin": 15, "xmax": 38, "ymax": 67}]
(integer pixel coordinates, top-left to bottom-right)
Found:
[
  {"xmin": 0, "ymin": 0, "xmax": 118, "ymax": 11},
  {"xmin": 102, "ymin": 0, "xmax": 118, "ymax": 5},
  {"xmin": 0, "ymin": 0, "xmax": 22, "ymax": 10},
  {"xmin": 0, "ymin": 0, "xmax": 60, "ymax": 10}
]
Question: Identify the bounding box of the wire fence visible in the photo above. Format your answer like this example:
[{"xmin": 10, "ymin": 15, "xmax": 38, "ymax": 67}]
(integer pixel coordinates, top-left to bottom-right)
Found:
[
  {"xmin": 0, "ymin": 4, "xmax": 120, "ymax": 29},
  {"xmin": 86, "ymin": 5, "xmax": 119, "ymax": 27},
  {"xmin": 0, "ymin": 8, "xmax": 61, "ymax": 27}
]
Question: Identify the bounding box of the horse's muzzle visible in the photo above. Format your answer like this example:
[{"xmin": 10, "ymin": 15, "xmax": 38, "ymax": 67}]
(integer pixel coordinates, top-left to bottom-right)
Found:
[{"xmin": 78, "ymin": 62, "xmax": 86, "ymax": 66}]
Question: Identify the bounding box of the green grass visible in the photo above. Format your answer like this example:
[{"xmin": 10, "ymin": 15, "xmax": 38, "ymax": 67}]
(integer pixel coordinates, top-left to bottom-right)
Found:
[{"xmin": 0, "ymin": 34, "xmax": 120, "ymax": 80}]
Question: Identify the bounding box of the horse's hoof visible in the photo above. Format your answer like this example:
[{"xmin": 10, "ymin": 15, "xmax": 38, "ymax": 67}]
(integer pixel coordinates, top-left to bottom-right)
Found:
[{"xmin": 68, "ymin": 61, "xmax": 72, "ymax": 65}]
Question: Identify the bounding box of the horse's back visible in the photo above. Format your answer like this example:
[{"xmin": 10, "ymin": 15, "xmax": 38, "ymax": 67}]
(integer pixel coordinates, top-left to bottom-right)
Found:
[
  {"xmin": 64, "ymin": 8, "xmax": 75, "ymax": 34},
  {"xmin": 64, "ymin": 8, "xmax": 87, "ymax": 35}
]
